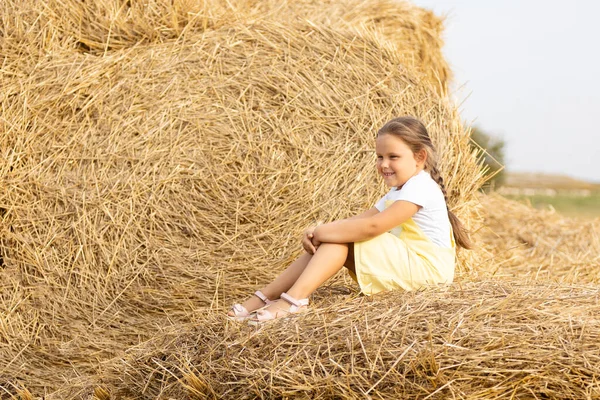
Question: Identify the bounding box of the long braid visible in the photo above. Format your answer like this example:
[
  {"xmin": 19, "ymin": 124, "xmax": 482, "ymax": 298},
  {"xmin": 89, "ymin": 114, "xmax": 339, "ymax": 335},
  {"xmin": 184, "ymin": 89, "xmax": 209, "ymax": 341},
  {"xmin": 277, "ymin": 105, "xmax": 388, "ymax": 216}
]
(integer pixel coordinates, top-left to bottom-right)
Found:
[
  {"xmin": 429, "ymin": 164, "xmax": 472, "ymax": 249},
  {"xmin": 429, "ymin": 165, "xmax": 448, "ymax": 203}
]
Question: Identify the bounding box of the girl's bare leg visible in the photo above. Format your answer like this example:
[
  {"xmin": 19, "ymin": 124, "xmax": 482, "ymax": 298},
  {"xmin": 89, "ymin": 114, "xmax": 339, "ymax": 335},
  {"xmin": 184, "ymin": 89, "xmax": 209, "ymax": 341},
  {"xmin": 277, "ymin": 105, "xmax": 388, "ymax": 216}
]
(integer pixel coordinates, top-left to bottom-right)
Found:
[
  {"xmin": 286, "ymin": 243, "xmax": 350, "ymax": 300},
  {"xmin": 228, "ymin": 252, "xmax": 313, "ymax": 316},
  {"xmin": 259, "ymin": 243, "xmax": 353, "ymax": 317}
]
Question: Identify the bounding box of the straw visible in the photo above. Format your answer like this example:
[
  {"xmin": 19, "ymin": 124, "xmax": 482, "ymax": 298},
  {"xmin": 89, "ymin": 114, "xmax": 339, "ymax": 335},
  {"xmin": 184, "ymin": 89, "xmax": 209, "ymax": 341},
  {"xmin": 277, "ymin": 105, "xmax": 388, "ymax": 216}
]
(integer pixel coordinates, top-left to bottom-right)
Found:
[
  {"xmin": 64, "ymin": 281, "xmax": 600, "ymax": 399},
  {"xmin": 5, "ymin": 0, "xmax": 594, "ymax": 398}
]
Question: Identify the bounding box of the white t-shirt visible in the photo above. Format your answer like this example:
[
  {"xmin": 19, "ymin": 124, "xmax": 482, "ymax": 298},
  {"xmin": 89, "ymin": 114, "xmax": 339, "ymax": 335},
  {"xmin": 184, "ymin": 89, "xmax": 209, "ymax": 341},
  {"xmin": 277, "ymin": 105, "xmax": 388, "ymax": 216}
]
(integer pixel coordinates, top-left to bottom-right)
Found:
[{"xmin": 374, "ymin": 170, "xmax": 452, "ymax": 248}]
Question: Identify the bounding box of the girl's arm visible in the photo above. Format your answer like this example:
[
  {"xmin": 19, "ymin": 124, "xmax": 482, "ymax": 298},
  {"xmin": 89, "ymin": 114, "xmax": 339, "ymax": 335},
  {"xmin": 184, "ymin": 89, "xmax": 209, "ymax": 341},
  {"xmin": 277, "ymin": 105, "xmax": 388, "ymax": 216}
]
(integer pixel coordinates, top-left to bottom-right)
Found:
[
  {"xmin": 304, "ymin": 207, "xmax": 379, "ymax": 254},
  {"xmin": 347, "ymin": 207, "xmax": 380, "ymax": 220},
  {"xmin": 312, "ymin": 201, "xmax": 419, "ymax": 244}
]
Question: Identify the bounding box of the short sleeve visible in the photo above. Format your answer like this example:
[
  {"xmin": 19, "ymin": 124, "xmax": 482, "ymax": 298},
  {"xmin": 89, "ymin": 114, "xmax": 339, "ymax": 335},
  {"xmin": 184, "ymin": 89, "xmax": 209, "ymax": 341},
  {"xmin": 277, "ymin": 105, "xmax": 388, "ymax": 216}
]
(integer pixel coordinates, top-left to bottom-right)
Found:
[
  {"xmin": 374, "ymin": 172, "xmax": 441, "ymax": 211},
  {"xmin": 377, "ymin": 171, "xmax": 442, "ymax": 209},
  {"xmin": 394, "ymin": 176, "xmax": 432, "ymax": 208}
]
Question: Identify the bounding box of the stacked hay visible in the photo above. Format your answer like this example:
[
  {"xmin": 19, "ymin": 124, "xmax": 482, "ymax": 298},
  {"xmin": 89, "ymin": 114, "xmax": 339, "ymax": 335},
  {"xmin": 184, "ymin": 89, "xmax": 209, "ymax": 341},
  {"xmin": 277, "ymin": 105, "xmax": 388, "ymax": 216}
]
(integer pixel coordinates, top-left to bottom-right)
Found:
[
  {"xmin": 60, "ymin": 203, "xmax": 599, "ymax": 400},
  {"xmin": 35, "ymin": 0, "xmax": 451, "ymax": 92},
  {"xmin": 475, "ymin": 194, "xmax": 600, "ymax": 284},
  {"xmin": 81, "ymin": 281, "xmax": 600, "ymax": 399},
  {"xmin": 4, "ymin": 0, "xmax": 598, "ymax": 398},
  {"xmin": 1, "ymin": 0, "xmax": 483, "ymax": 397}
]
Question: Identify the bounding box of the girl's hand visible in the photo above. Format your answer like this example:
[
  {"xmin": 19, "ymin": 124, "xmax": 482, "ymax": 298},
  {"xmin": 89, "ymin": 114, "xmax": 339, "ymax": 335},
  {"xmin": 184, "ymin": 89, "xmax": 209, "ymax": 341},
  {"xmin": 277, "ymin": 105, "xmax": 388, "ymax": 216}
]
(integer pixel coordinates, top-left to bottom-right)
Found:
[
  {"xmin": 310, "ymin": 234, "xmax": 322, "ymax": 250},
  {"xmin": 302, "ymin": 222, "xmax": 322, "ymax": 254},
  {"xmin": 302, "ymin": 227, "xmax": 317, "ymax": 254}
]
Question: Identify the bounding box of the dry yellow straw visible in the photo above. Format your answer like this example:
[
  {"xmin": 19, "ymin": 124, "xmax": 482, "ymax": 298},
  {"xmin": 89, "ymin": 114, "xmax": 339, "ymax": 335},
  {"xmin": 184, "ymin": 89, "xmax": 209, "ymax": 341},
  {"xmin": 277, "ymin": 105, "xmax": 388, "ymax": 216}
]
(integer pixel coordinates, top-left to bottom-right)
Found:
[{"xmin": 4, "ymin": 0, "xmax": 596, "ymax": 398}]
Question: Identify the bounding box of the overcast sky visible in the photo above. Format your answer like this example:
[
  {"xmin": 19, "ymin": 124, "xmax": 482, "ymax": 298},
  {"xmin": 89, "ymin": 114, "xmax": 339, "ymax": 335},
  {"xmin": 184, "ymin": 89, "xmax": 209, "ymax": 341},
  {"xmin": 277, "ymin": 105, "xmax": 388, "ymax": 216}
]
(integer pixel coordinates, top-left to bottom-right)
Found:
[{"xmin": 411, "ymin": 0, "xmax": 600, "ymax": 183}]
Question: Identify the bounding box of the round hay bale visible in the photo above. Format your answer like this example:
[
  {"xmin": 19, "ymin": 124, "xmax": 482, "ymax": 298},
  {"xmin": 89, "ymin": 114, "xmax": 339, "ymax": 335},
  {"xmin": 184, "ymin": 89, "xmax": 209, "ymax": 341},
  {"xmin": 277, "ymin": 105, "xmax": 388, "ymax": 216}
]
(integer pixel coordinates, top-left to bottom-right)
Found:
[
  {"xmin": 0, "ymin": 0, "xmax": 483, "ymax": 396},
  {"xmin": 6, "ymin": 0, "xmax": 450, "ymax": 91},
  {"xmin": 1, "ymin": 20, "xmax": 481, "ymax": 302}
]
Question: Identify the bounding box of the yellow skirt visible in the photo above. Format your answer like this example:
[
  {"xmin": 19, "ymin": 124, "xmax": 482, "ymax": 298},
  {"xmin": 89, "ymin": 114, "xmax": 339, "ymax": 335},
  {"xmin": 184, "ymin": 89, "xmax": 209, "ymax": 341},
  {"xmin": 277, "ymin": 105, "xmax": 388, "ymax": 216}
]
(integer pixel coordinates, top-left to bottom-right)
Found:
[{"xmin": 350, "ymin": 232, "xmax": 455, "ymax": 295}]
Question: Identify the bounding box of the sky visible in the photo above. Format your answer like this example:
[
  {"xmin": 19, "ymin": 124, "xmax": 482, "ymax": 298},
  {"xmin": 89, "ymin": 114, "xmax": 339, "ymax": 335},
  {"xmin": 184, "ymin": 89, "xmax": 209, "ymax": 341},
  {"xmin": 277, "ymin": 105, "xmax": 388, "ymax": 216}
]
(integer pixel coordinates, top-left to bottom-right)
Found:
[{"xmin": 411, "ymin": 0, "xmax": 600, "ymax": 183}]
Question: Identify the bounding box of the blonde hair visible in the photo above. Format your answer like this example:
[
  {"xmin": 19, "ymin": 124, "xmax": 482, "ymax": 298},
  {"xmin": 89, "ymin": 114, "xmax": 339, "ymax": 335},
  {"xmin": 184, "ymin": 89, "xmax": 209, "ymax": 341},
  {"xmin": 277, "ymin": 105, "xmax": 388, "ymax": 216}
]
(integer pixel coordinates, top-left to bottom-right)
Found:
[{"xmin": 377, "ymin": 116, "xmax": 472, "ymax": 249}]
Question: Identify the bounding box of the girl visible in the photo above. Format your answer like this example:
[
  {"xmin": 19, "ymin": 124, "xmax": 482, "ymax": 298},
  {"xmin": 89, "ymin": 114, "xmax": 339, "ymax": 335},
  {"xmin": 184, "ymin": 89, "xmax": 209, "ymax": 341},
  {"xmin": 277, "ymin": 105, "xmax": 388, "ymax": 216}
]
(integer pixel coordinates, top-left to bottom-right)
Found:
[{"xmin": 228, "ymin": 116, "xmax": 471, "ymax": 323}]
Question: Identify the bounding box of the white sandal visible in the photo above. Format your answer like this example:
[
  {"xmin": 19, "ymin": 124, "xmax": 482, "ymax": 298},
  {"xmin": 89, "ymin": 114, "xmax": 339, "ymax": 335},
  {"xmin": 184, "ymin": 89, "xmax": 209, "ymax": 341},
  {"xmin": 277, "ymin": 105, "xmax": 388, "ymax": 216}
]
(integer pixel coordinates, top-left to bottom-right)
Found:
[
  {"xmin": 248, "ymin": 292, "xmax": 309, "ymax": 325},
  {"xmin": 228, "ymin": 290, "xmax": 273, "ymax": 321}
]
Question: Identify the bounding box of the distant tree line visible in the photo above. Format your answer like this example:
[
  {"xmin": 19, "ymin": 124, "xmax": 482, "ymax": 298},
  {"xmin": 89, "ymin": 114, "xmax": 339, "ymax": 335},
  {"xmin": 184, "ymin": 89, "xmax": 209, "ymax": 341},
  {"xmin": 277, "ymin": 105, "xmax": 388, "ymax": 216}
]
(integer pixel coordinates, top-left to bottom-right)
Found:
[{"xmin": 469, "ymin": 126, "xmax": 505, "ymax": 188}]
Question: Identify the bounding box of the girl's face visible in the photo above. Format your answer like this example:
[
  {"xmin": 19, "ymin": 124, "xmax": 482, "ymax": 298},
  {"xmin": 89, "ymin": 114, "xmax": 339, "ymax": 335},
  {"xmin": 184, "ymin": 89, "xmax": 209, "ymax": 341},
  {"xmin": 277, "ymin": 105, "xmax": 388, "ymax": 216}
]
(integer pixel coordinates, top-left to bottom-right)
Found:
[{"xmin": 375, "ymin": 133, "xmax": 425, "ymax": 188}]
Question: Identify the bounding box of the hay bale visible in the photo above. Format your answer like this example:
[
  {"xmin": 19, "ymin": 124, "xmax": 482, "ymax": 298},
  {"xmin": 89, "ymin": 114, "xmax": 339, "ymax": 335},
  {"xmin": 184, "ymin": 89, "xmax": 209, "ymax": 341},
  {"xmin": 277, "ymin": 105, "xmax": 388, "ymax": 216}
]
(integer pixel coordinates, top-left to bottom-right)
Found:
[
  {"xmin": 0, "ymin": 0, "xmax": 483, "ymax": 396},
  {"xmin": 474, "ymin": 194, "xmax": 600, "ymax": 283},
  {"xmin": 62, "ymin": 281, "xmax": 600, "ymax": 399},
  {"xmin": 247, "ymin": 0, "xmax": 452, "ymax": 92},
  {"xmin": 3, "ymin": 0, "xmax": 450, "ymax": 91}
]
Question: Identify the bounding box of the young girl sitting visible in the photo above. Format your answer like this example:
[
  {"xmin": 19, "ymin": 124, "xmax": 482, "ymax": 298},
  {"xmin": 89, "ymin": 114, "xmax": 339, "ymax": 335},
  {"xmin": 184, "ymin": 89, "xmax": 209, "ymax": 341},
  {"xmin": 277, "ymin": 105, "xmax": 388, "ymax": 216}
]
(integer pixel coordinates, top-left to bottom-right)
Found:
[{"xmin": 228, "ymin": 116, "xmax": 471, "ymax": 323}]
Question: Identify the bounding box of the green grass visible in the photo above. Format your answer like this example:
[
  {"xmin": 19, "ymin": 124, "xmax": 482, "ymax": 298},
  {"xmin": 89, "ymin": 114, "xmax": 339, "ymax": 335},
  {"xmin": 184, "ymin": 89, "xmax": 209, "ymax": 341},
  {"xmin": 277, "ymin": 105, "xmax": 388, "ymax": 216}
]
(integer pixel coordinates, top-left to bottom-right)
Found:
[{"xmin": 505, "ymin": 192, "xmax": 600, "ymax": 218}]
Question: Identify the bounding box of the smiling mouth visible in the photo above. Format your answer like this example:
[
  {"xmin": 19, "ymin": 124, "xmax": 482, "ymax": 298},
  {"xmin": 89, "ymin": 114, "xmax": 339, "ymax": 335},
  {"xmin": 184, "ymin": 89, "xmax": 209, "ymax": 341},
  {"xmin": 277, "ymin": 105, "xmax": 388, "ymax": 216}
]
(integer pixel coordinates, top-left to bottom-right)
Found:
[{"xmin": 382, "ymin": 172, "xmax": 395, "ymax": 178}]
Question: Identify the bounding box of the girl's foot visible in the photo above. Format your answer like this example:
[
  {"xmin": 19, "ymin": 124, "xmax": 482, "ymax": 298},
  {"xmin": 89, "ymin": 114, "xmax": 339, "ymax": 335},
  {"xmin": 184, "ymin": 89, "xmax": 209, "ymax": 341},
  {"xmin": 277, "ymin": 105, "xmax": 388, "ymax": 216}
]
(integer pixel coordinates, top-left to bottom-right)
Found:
[
  {"xmin": 248, "ymin": 292, "xmax": 309, "ymax": 325},
  {"xmin": 227, "ymin": 290, "xmax": 273, "ymax": 321}
]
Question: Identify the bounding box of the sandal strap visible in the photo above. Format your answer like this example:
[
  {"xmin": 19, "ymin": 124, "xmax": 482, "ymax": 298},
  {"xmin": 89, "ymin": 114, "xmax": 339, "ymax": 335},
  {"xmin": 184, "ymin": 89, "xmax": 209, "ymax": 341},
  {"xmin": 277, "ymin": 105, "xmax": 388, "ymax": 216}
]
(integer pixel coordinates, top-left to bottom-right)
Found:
[
  {"xmin": 231, "ymin": 304, "xmax": 249, "ymax": 317},
  {"xmin": 280, "ymin": 292, "xmax": 309, "ymax": 309},
  {"xmin": 254, "ymin": 290, "xmax": 272, "ymax": 305},
  {"xmin": 254, "ymin": 308, "xmax": 276, "ymax": 322}
]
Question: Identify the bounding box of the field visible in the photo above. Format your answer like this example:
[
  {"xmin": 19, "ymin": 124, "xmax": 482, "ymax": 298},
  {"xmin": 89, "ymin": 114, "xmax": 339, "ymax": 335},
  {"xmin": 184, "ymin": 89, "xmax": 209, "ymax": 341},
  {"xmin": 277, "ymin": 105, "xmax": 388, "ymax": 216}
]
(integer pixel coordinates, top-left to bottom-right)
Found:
[
  {"xmin": 500, "ymin": 172, "xmax": 600, "ymax": 218},
  {"xmin": 1, "ymin": 1, "xmax": 599, "ymax": 399},
  {"xmin": 504, "ymin": 192, "xmax": 600, "ymax": 218}
]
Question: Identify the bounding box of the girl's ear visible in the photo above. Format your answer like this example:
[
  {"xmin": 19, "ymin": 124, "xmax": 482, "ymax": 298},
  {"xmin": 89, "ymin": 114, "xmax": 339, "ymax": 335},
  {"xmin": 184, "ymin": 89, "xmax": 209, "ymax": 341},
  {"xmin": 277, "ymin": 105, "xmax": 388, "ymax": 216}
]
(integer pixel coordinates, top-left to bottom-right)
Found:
[{"xmin": 416, "ymin": 149, "xmax": 427, "ymax": 165}]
